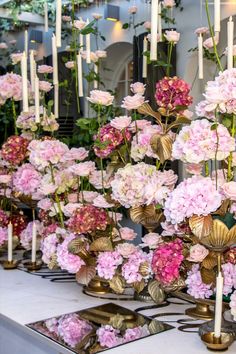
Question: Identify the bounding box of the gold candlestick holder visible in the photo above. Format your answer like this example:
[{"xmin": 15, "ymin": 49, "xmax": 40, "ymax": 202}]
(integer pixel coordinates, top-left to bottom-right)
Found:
[
  {"xmin": 3, "ymin": 259, "xmax": 19, "ymax": 269},
  {"xmin": 23, "ymin": 260, "xmax": 42, "ymax": 271},
  {"xmin": 201, "ymin": 332, "xmax": 235, "ymax": 351}
]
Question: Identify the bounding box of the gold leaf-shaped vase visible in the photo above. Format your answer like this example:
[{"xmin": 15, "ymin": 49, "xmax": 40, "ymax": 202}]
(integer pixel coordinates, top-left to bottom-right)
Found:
[
  {"xmin": 130, "ymin": 205, "xmax": 164, "ymax": 233},
  {"xmin": 200, "ymin": 219, "xmax": 236, "ymax": 251},
  {"xmin": 150, "ymin": 133, "xmax": 173, "ymax": 164},
  {"xmin": 189, "ymin": 215, "xmax": 213, "ymax": 239},
  {"xmin": 90, "ymin": 237, "xmax": 113, "ymax": 252}
]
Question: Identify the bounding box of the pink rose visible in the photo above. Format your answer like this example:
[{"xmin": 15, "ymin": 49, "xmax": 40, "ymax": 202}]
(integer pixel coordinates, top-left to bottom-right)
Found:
[
  {"xmin": 221, "ymin": 181, "xmax": 236, "ymax": 201},
  {"xmin": 203, "ymin": 36, "xmax": 219, "ymax": 49},
  {"xmin": 67, "ymin": 193, "xmax": 78, "ymax": 203},
  {"xmin": 144, "ymin": 21, "xmax": 151, "ymax": 30},
  {"xmin": 0, "ymin": 175, "xmax": 12, "ymax": 184},
  {"xmin": 9, "ymin": 40, "xmax": 17, "ymax": 45},
  {"xmin": 63, "ymin": 147, "xmax": 89, "ymax": 162},
  {"xmin": 92, "ymin": 13, "xmax": 102, "ymax": 20},
  {"xmin": 69, "ymin": 161, "xmax": 96, "ymax": 177},
  {"xmin": 11, "ymin": 53, "xmax": 23, "ymax": 65},
  {"xmin": 87, "ymin": 90, "xmax": 114, "ymax": 106},
  {"xmin": 130, "ymin": 82, "xmax": 146, "ymax": 95},
  {"xmin": 186, "ymin": 163, "xmax": 203, "ymax": 175},
  {"xmin": 116, "ymin": 243, "xmax": 137, "ymax": 258},
  {"xmin": 73, "ymin": 20, "xmax": 86, "ymax": 30},
  {"xmin": 142, "ymin": 233, "xmax": 162, "ymax": 249},
  {"xmin": 62, "ymin": 16, "xmax": 71, "ymax": 22},
  {"xmin": 110, "ymin": 116, "xmax": 132, "ymax": 130},
  {"xmin": 128, "ymin": 6, "xmax": 138, "ymax": 14},
  {"xmin": 39, "ymin": 81, "xmax": 53, "ymax": 92},
  {"xmin": 121, "ymin": 94, "xmax": 147, "ymax": 110},
  {"xmin": 129, "ymin": 119, "xmax": 152, "ymax": 132},
  {"xmin": 38, "ymin": 65, "xmax": 53, "ymax": 74},
  {"xmin": 164, "ymin": 30, "xmax": 180, "ymax": 43},
  {"xmin": 81, "ymin": 51, "xmax": 98, "ymax": 62},
  {"xmin": 163, "ymin": 0, "xmax": 176, "ymax": 8},
  {"xmin": 65, "ymin": 61, "xmax": 75, "ymax": 69},
  {"xmin": 120, "ymin": 227, "xmax": 137, "ymax": 241},
  {"xmin": 0, "ymin": 42, "xmax": 8, "ymax": 49},
  {"xmin": 95, "ymin": 50, "xmax": 107, "ymax": 59},
  {"xmin": 224, "ymin": 45, "xmax": 236, "ymax": 57},
  {"xmin": 182, "ymin": 109, "xmax": 193, "ymax": 120},
  {"xmin": 93, "ymin": 195, "xmax": 114, "ymax": 208},
  {"xmin": 187, "ymin": 244, "xmax": 209, "ymax": 262},
  {"xmin": 37, "ymin": 198, "xmax": 52, "ymax": 211},
  {"xmin": 195, "ymin": 27, "xmax": 209, "ymax": 35},
  {"xmin": 80, "ymin": 191, "xmax": 99, "ymax": 203},
  {"xmin": 108, "ymin": 212, "xmax": 123, "ymax": 223}
]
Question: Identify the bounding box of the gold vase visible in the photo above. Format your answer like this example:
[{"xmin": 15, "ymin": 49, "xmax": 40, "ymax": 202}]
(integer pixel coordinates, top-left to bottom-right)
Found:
[
  {"xmin": 84, "ymin": 276, "xmax": 111, "ymax": 295},
  {"xmin": 130, "ymin": 205, "xmax": 164, "ymax": 233}
]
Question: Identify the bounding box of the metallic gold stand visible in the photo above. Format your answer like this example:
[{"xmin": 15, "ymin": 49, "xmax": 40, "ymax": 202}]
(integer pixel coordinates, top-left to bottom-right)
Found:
[
  {"xmin": 3, "ymin": 260, "xmax": 19, "ymax": 269},
  {"xmin": 201, "ymin": 332, "xmax": 235, "ymax": 351},
  {"xmin": 84, "ymin": 276, "xmax": 111, "ymax": 295},
  {"xmin": 186, "ymin": 301, "xmax": 214, "ymax": 320},
  {"xmin": 23, "ymin": 260, "xmax": 42, "ymax": 271}
]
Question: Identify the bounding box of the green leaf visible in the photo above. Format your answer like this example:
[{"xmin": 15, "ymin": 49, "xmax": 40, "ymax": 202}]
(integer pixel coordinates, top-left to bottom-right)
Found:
[
  {"xmin": 222, "ymin": 117, "xmax": 232, "ymax": 128},
  {"xmin": 122, "ymin": 23, "xmax": 130, "ymax": 29},
  {"xmin": 47, "ymin": 100, "xmax": 54, "ymax": 107},
  {"xmin": 211, "ymin": 123, "xmax": 219, "ymax": 130}
]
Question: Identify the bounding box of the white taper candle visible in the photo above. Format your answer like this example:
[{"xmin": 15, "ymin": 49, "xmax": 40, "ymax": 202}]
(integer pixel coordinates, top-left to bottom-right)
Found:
[
  {"xmin": 94, "ymin": 63, "xmax": 98, "ymax": 89},
  {"xmin": 56, "ymin": 0, "xmax": 62, "ymax": 47},
  {"xmin": 24, "ymin": 30, "xmax": 28, "ymax": 56},
  {"xmin": 142, "ymin": 36, "xmax": 148, "ymax": 78},
  {"xmin": 77, "ymin": 53, "xmax": 83, "ymax": 97},
  {"xmin": 30, "ymin": 50, "xmax": 36, "ymax": 91},
  {"xmin": 227, "ymin": 16, "xmax": 234, "ymax": 70},
  {"xmin": 158, "ymin": 1, "xmax": 162, "ymax": 42},
  {"xmin": 86, "ymin": 19, "xmax": 91, "ymax": 64},
  {"xmin": 198, "ymin": 34, "xmax": 203, "ymax": 79},
  {"xmin": 214, "ymin": 0, "xmax": 221, "ymax": 33},
  {"xmin": 21, "ymin": 51, "xmax": 29, "ymax": 113},
  {"xmin": 214, "ymin": 271, "xmax": 224, "ymax": 338},
  {"xmin": 31, "ymin": 221, "xmax": 37, "ymax": 263},
  {"xmin": 52, "ymin": 34, "xmax": 58, "ymax": 85},
  {"xmin": 35, "ymin": 76, "xmax": 40, "ymax": 123},
  {"xmin": 7, "ymin": 222, "xmax": 13, "ymax": 262},
  {"xmin": 150, "ymin": 0, "xmax": 158, "ymax": 61},
  {"xmin": 54, "ymin": 83, "xmax": 59, "ymax": 118}
]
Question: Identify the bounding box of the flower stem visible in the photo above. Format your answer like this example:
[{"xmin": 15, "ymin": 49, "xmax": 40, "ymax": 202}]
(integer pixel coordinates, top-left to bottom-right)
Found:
[
  {"xmin": 12, "ymin": 100, "xmax": 18, "ymax": 135},
  {"xmin": 205, "ymin": 0, "xmax": 223, "ymax": 72},
  {"xmin": 166, "ymin": 41, "xmax": 173, "ymax": 77},
  {"xmin": 227, "ymin": 114, "xmax": 236, "ymax": 181}
]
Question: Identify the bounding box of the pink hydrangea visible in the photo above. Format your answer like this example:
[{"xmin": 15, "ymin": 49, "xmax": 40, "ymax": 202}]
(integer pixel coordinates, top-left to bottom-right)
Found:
[
  {"xmin": 20, "ymin": 220, "xmax": 43, "ymax": 250},
  {"xmin": 41, "ymin": 233, "xmax": 60, "ymax": 265},
  {"xmin": 37, "ymin": 198, "xmax": 54, "ymax": 212},
  {"xmin": 172, "ymin": 119, "xmax": 235, "ymax": 163},
  {"xmin": 16, "ymin": 108, "xmax": 37, "ymax": 131},
  {"xmin": 57, "ymin": 234, "xmax": 85, "ymax": 273},
  {"xmin": 96, "ymin": 251, "xmax": 123, "ymax": 280},
  {"xmin": 0, "ymin": 73, "xmax": 30, "ymax": 104},
  {"xmin": 13, "ymin": 163, "xmax": 41, "ymax": 195},
  {"xmin": 68, "ymin": 161, "xmax": 96, "ymax": 177},
  {"xmin": 97, "ymin": 325, "xmax": 121, "ymax": 348},
  {"xmin": 93, "ymin": 195, "xmax": 114, "ymax": 208},
  {"xmin": 230, "ymin": 290, "xmax": 236, "ymax": 320},
  {"xmin": 57, "ymin": 314, "xmax": 92, "ymax": 348},
  {"xmin": 152, "ymin": 238, "xmax": 184, "ymax": 285},
  {"xmin": 0, "ymin": 227, "xmax": 7, "ymax": 246},
  {"xmin": 63, "ymin": 147, "xmax": 89, "ymax": 162},
  {"xmin": 186, "ymin": 264, "xmax": 213, "ymax": 299},
  {"xmin": 89, "ymin": 170, "xmax": 112, "ymax": 190},
  {"xmin": 1, "ymin": 135, "xmax": 29, "ymax": 165},
  {"xmin": 222, "ymin": 262, "xmax": 236, "ymax": 296},
  {"xmin": 164, "ymin": 176, "xmax": 223, "ymax": 224},
  {"xmin": 122, "ymin": 249, "xmax": 152, "ymax": 284},
  {"xmin": 94, "ymin": 123, "xmax": 131, "ymax": 158},
  {"xmin": 67, "ymin": 205, "xmax": 108, "ymax": 234},
  {"xmin": 155, "ymin": 76, "xmax": 192, "ymax": 111},
  {"xmin": 28, "ymin": 139, "xmax": 69, "ymax": 170},
  {"xmin": 111, "ymin": 163, "xmax": 177, "ymax": 208}
]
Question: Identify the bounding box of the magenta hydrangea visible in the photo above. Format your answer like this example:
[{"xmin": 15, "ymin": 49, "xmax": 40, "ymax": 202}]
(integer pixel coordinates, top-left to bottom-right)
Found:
[
  {"xmin": 0, "ymin": 226, "xmax": 7, "ymax": 246},
  {"xmin": 96, "ymin": 251, "xmax": 123, "ymax": 280},
  {"xmin": 56, "ymin": 234, "xmax": 85, "ymax": 273},
  {"xmin": 152, "ymin": 238, "xmax": 184, "ymax": 285},
  {"xmin": 1, "ymin": 135, "xmax": 29, "ymax": 165},
  {"xmin": 164, "ymin": 175, "xmax": 223, "ymax": 225},
  {"xmin": 57, "ymin": 314, "xmax": 93, "ymax": 348},
  {"xmin": 94, "ymin": 123, "xmax": 131, "ymax": 158},
  {"xmin": 155, "ymin": 76, "xmax": 193, "ymax": 111},
  {"xmin": 172, "ymin": 119, "xmax": 235, "ymax": 163},
  {"xmin": 186, "ymin": 264, "xmax": 213, "ymax": 299},
  {"xmin": 13, "ymin": 163, "xmax": 42, "ymax": 195},
  {"xmin": 0, "ymin": 209, "xmax": 9, "ymax": 227}
]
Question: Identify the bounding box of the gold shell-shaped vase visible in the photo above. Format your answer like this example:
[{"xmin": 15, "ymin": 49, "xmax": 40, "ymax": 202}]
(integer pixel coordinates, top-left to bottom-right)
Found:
[
  {"xmin": 200, "ymin": 219, "xmax": 236, "ymax": 252},
  {"xmin": 130, "ymin": 205, "xmax": 164, "ymax": 233}
]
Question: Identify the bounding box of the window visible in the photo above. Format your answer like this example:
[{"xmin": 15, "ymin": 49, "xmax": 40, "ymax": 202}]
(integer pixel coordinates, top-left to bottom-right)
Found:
[{"xmin": 115, "ymin": 59, "xmax": 133, "ymax": 106}]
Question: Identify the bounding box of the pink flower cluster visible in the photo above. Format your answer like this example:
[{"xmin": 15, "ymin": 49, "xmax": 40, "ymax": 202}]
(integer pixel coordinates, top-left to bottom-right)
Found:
[
  {"xmin": 56, "ymin": 234, "xmax": 85, "ymax": 273},
  {"xmin": 97, "ymin": 325, "xmax": 149, "ymax": 349},
  {"xmin": 20, "ymin": 220, "xmax": 42, "ymax": 250},
  {"xmin": 57, "ymin": 314, "xmax": 93, "ymax": 348},
  {"xmin": 96, "ymin": 251, "xmax": 123, "ymax": 280},
  {"xmin": 1, "ymin": 135, "xmax": 29, "ymax": 165},
  {"xmin": 222, "ymin": 262, "xmax": 236, "ymax": 296},
  {"xmin": 172, "ymin": 119, "xmax": 235, "ymax": 163},
  {"xmin": 41, "ymin": 232, "xmax": 60, "ymax": 265},
  {"xmin": 111, "ymin": 163, "xmax": 177, "ymax": 208},
  {"xmin": 230, "ymin": 290, "xmax": 236, "ymax": 320},
  {"xmin": 164, "ymin": 176, "xmax": 222, "ymax": 224},
  {"xmin": 0, "ymin": 227, "xmax": 7, "ymax": 246},
  {"xmin": 94, "ymin": 123, "xmax": 131, "ymax": 158},
  {"xmin": 155, "ymin": 76, "xmax": 193, "ymax": 111},
  {"xmin": 122, "ymin": 249, "xmax": 152, "ymax": 284},
  {"xmin": 67, "ymin": 205, "xmax": 108, "ymax": 234},
  {"xmin": 16, "ymin": 109, "xmax": 37, "ymax": 131},
  {"xmin": 196, "ymin": 68, "xmax": 236, "ymax": 117},
  {"xmin": 13, "ymin": 163, "xmax": 41, "ymax": 195},
  {"xmin": 186, "ymin": 264, "xmax": 213, "ymax": 299},
  {"xmin": 28, "ymin": 139, "xmax": 69, "ymax": 170},
  {"xmin": 152, "ymin": 238, "xmax": 184, "ymax": 285},
  {"xmin": 0, "ymin": 73, "xmax": 28, "ymax": 105}
]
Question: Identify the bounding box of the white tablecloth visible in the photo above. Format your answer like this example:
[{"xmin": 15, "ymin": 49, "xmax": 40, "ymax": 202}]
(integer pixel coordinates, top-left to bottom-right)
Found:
[{"xmin": 0, "ymin": 266, "xmax": 235, "ymax": 354}]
